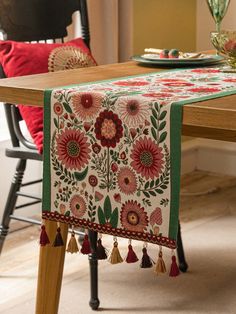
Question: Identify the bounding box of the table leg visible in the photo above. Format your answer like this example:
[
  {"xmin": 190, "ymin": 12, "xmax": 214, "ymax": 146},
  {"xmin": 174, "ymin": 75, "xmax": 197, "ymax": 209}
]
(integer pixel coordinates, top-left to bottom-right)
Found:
[{"xmin": 35, "ymin": 220, "xmax": 68, "ymax": 314}]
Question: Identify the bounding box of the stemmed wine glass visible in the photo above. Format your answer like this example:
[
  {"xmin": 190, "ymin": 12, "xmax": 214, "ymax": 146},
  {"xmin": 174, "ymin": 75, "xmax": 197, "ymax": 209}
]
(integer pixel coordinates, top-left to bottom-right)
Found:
[{"xmin": 206, "ymin": 0, "xmax": 231, "ymax": 33}]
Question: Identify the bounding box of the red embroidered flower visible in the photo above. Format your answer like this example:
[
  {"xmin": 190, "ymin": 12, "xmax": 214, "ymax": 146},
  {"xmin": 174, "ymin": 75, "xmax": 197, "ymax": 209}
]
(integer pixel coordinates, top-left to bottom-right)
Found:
[
  {"xmin": 163, "ymin": 81, "xmax": 194, "ymax": 87},
  {"xmin": 113, "ymin": 80, "xmax": 149, "ymax": 87},
  {"xmin": 111, "ymin": 163, "xmax": 118, "ymax": 172},
  {"xmin": 223, "ymin": 78, "xmax": 236, "ymax": 83},
  {"xmin": 56, "ymin": 128, "xmax": 91, "ymax": 170},
  {"xmin": 120, "ymin": 200, "xmax": 148, "ymax": 232},
  {"xmin": 188, "ymin": 87, "xmax": 221, "ymax": 93},
  {"xmin": 130, "ymin": 137, "xmax": 164, "ymax": 179},
  {"xmin": 191, "ymin": 68, "xmax": 220, "ymax": 73},
  {"xmin": 88, "ymin": 175, "xmax": 98, "ymax": 187},
  {"xmin": 150, "ymin": 207, "xmax": 163, "ymax": 226},
  {"xmin": 72, "ymin": 92, "xmax": 104, "ymax": 121},
  {"xmin": 94, "ymin": 110, "xmax": 123, "ymax": 148},
  {"xmin": 70, "ymin": 195, "xmax": 86, "ymax": 218},
  {"xmin": 53, "ymin": 102, "xmax": 63, "ymax": 116},
  {"xmin": 117, "ymin": 167, "xmax": 137, "ymax": 195}
]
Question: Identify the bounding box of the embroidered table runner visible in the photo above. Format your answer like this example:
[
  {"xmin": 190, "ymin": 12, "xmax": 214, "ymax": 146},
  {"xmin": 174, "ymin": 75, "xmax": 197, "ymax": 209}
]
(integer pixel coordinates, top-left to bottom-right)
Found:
[{"xmin": 42, "ymin": 67, "xmax": 236, "ymax": 255}]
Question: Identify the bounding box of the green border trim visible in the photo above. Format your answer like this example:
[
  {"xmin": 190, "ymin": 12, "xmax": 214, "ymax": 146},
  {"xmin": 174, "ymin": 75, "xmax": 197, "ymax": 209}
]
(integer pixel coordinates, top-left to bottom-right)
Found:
[
  {"xmin": 42, "ymin": 89, "xmax": 53, "ymax": 212},
  {"xmin": 168, "ymin": 88, "xmax": 236, "ymax": 240}
]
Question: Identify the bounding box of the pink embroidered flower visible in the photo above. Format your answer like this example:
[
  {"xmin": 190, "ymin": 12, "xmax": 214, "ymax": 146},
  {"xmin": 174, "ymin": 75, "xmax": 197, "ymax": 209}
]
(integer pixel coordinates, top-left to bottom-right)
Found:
[
  {"xmin": 223, "ymin": 78, "xmax": 236, "ymax": 83},
  {"xmin": 143, "ymin": 92, "xmax": 173, "ymax": 98},
  {"xmin": 94, "ymin": 110, "xmax": 123, "ymax": 148},
  {"xmin": 150, "ymin": 207, "xmax": 163, "ymax": 226},
  {"xmin": 53, "ymin": 102, "xmax": 63, "ymax": 116},
  {"xmin": 56, "ymin": 128, "xmax": 91, "ymax": 170},
  {"xmin": 116, "ymin": 96, "xmax": 150, "ymax": 127},
  {"xmin": 72, "ymin": 92, "xmax": 104, "ymax": 121},
  {"xmin": 70, "ymin": 195, "xmax": 86, "ymax": 218},
  {"xmin": 163, "ymin": 81, "xmax": 194, "ymax": 87},
  {"xmin": 113, "ymin": 80, "xmax": 149, "ymax": 87},
  {"xmin": 120, "ymin": 200, "xmax": 148, "ymax": 232},
  {"xmin": 92, "ymin": 143, "xmax": 101, "ymax": 154},
  {"xmin": 111, "ymin": 162, "xmax": 118, "ymax": 172},
  {"xmin": 188, "ymin": 87, "xmax": 221, "ymax": 93},
  {"xmin": 117, "ymin": 167, "xmax": 137, "ymax": 195},
  {"xmin": 130, "ymin": 137, "xmax": 164, "ymax": 179}
]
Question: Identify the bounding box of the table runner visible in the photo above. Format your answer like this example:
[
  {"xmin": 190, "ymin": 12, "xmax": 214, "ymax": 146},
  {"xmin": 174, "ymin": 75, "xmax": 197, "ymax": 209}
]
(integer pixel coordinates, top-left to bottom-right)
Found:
[{"xmin": 42, "ymin": 67, "xmax": 236, "ymax": 270}]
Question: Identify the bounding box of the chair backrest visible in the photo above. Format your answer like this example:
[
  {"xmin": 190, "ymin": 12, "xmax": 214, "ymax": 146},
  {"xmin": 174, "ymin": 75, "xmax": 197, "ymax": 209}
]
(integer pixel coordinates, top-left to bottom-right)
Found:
[{"xmin": 0, "ymin": 0, "xmax": 90, "ymax": 150}]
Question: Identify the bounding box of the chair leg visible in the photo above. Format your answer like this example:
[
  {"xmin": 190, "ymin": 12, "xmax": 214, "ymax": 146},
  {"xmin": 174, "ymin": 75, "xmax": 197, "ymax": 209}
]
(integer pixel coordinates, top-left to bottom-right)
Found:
[
  {"xmin": 88, "ymin": 230, "xmax": 100, "ymax": 310},
  {"xmin": 177, "ymin": 221, "xmax": 188, "ymax": 272},
  {"xmin": 35, "ymin": 220, "xmax": 68, "ymax": 314},
  {"xmin": 0, "ymin": 159, "xmax": 26, "ymax": 254}
]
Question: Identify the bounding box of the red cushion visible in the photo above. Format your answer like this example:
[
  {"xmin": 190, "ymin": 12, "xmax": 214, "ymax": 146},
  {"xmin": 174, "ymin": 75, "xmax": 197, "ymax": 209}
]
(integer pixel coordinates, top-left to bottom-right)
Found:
[{"xmin": 0, "ymin": 38, "xmax": 96, "ymax": 154}]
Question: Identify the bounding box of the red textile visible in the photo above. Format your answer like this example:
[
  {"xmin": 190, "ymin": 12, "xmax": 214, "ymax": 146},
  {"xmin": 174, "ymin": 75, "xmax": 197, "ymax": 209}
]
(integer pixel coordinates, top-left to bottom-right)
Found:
[{"xmin": 0, "ymin": 38, "xmax": 95, "ymax": 153}]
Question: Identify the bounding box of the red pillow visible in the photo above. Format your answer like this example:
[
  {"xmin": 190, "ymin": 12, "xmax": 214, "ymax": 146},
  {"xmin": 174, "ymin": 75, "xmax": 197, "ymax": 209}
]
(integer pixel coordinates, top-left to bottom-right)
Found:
[{"xmin": 0, "ymin": 38, "xmax": 96, "ymax": 154}]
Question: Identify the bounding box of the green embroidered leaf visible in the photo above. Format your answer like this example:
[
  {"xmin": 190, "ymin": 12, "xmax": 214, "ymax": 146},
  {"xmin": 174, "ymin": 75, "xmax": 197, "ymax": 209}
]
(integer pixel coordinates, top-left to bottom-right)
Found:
[
  {"xmin": 144, "ymin": 181, "xmax": 150, "ymax": 189},
  {"xmin": 154, "ymin": 102, "xmax": 159, "ymax": 111},
  {"xmin": 149, "ymin": 190, "xmax": 156, "ymax": 197},
  {"xmin": 155, "ymin": 189, "xmax": 164, "ymax": 194},
  {"xmin": 158, "ymin": 121, "xmax": 166, "ymax": 131},
  {"xmin": 152, "ymin": 108, "xmax": 158, "ymax": 119},
  {"xmin": 150, "ymin": 180, "xmax": 154, "ymax": 188},
  {"xmin": 160, "ymin": 184, "xmax": 168, "ymax": 189},
  {"xmin": 143, "ymin": 191, "xmax": 150, "ymax": 198},
  {"xmin": 159, "ymin": 111, "xmax": 167, "ymax": 120},
  {"xmin": 98, "ymin": 206, "xmax": 106, "ymax": 225},
  {"xmin": 155, "ymin": 178, "xmax": 160, "ymax": 185},
  {"xmin": 63, "ymin": 102, "xmax": 73, "ymax": 113},
  {"xmin": 74, "ymin": 166, "xmax": 88, "ymax": 181},
  {"xmin": 53, "ymin": 118, "xmax": 58, "ymax": 128},
  {"xmin": 150, "ymin": 116, "xmax": 157, "ymax": 129},
  {"xmin": 110, "ymin": 207, "xmax": 118, "ymax": 228},
  {"xmin": 159, "ymin": 131, "xmax": 167, "ymax": 143},
  {"xmin": 151, "ymin": 127, "xmax": 157, "ymax": 140},
  {"xmin": 104, "ymin": 196, "xmax": 112, "ymax": 220}
]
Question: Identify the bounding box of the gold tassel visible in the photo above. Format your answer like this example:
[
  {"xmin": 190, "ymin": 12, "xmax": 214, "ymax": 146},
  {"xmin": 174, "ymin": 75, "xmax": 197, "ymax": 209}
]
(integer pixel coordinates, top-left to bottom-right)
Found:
[
  {"xmin": 155, "ymin": 246, "xmax": 166, "ymax": 275},
  {"xmin": 108, "ymin": 238, "xmax": 123, "ymax": 264},
  {"xmin": 66, "ymin": 229, "xmax": 79, "ymax": 254}
]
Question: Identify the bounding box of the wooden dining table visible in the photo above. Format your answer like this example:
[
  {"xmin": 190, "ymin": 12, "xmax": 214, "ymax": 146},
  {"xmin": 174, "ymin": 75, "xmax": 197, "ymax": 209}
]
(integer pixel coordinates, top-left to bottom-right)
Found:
[{"xmin": 0, "ymin": 60, "xmax": 236, "ymax": 314}]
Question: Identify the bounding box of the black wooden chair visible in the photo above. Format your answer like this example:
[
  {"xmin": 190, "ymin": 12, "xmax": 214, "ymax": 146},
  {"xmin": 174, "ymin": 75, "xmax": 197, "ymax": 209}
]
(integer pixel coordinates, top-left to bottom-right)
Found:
[{"xmin": 0, "ymin": 0, "xmax": 100, "ymax": 310}]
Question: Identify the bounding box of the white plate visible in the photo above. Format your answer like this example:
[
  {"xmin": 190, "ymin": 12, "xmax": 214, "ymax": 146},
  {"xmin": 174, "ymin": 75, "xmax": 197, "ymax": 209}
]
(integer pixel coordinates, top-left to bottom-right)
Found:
[{"xmin": 141, "ymin": 53, "xmax": 216, "ymax": 62}]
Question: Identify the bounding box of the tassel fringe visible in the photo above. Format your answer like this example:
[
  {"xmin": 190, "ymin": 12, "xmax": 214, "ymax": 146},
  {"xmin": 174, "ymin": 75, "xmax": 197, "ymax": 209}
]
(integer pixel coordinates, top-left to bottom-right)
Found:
[
  {"xmin": 140, "ymin": 244, "xmax": 154, "ymax": 268},
  {"xmin": 80, "ymin": 233, "xmax": 91, "ymax": 254},
  {"xmin": 39, "ymin": 224, "xmax": 50, "ymax": 246},
  {"xmin": 109, "ymin": 239, "xmax": 123, "ymax": 264},
  {"xmin": 169, "ymin": 253, "xmax": 180, "ymax": 277},
  {"xmin": 66, "ymin": 231, "xmax": 79, "ymax": 253},
  {"xmin": 126, "ymin": 241, "xmax": 139, "ymax": 263},
  {"xmin": 155, "ymin": 247, "xmax": 166, "ymax": 275},
  {"xmin": 96, "ymin": 237, "xmax": 108, "ymax": 260},
  {"xmin": 53, "ymin": 227, "xmax": 64, "ymax": 247}
]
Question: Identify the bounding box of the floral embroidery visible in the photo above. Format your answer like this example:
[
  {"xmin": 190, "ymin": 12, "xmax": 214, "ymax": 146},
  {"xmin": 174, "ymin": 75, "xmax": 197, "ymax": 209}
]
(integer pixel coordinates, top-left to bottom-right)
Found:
[
  {"xmin": 113, "ymin": 80, "xmax": 149, "ymax": 87},
  {"xmin": 188, "ymin": 87, "xmax": 221, "ymax": 93},
  {"xmin": 70, "ymin": 194, "xmax": 86, "ymax": 218},
  {"xmin": 130, "ymin": 137, "xmax": 164, "ymax": 180},
  {"xmin": 54, "ymin": 102, "xmax": 63, "ymax": 115},
  {"xmin": 117, "ymin": 167, "xmax": 137, "ymax": 195},
  {"xmin": 116, "ymin": 96, "xmax": 150, "ymax": 127},
  {"xmin": 120, "ymin": 200, "xmax": 148, "ymax": 232},
  {"xmin": 94, "ymin": 110, "xmax": 123, "ymax": 148},
  {"xmin": 56, "ymin": 128, "xmax": 91, "ymax": 170},
  {"xmin": 72, "ymin": 92, "xmax": 103, "ymax": 120}
]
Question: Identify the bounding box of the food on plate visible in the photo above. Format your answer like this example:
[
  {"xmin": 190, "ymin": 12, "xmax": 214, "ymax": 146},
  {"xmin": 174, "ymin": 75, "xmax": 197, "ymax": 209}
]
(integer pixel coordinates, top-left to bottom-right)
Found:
[
  {"xmin": 159, "ymin": 49, "xmax": 169, "ymax": 58},
  {"xmin": 169, "ymin": 49, "xmax": 180, "ymax": 58}
]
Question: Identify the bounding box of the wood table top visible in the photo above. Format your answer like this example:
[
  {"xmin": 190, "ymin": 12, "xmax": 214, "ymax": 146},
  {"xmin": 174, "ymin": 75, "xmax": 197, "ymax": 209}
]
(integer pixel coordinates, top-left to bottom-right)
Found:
[{"xmin": 0, "ymin": 61, "xmax": 236, "ymax": 142}]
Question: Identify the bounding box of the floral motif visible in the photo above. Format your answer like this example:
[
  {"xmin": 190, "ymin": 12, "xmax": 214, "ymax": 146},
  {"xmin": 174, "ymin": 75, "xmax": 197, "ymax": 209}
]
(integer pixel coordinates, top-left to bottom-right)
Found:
[
  {"xmin": 130, "ymin": 137, "xmax": 164, "ymax": 179},
  {"xmin": 113, "ymin": 80, "xmax": 149, "ymax": 87},
  {"xmin": 94, "ymin": 110, "xmax": 123, "ymax": 148},
  {"xmin": 70, "ymin": 194, "xmax": 86, "ymax": 218},
  {"xmin": 117, "ymin": 167, "xmax": 137, "ymax": 195},
  {"xmin": 116, "ymin": 96, "xmax": 150, "ymax": 127},
  {"xmin": 120, "ymin": 200, "xmax": 148, "ymax": 232},
  {"xmin": 56, "ymin": 128, "xmax": 91, "ymax": 170},
  {"xmin": 92, "ymin": 143, "xmax": 101, "ymax": 154},
  {"xmin": 72, "ymin": 92, "xmax": 104, "ymax": 121},
  {"xmin": 188, "ymin": 87, "xmax": 221, "ymax": 93},
  {"xmin": 54, "ymin": 102, "xmax": 63, "ymax": 116},
  {"xmin": 88, "ymin": 175, "xmax": 98, "ymax": 187}
]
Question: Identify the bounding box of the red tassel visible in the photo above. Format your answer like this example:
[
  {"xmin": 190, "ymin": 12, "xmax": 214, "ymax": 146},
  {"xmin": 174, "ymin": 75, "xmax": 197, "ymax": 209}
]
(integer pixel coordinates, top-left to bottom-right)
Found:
[
  {"xmin": 39, "ymin": 225, "xmax": 50, "ymax": 246},
  {"xmin": 80, "ymin": 234, "xmax": 91, "ymax": 254},
  {"xmin": 126, "ymin": 243, "xmax": 139, "ymax": 263},
  {"xmin": 140, "ymin": 246, "xmax": 154, "ymax": 268},
  {"xmin": 169, "ymin": 254, "xmax": 180, "ymax": 277},
  {"xmin": 53, "ymin": 227, "xmax": 64, "ymax": 247},
  {"xmin": 96, "ymin": 238, "xmax": 107, "ymax": 260}
]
